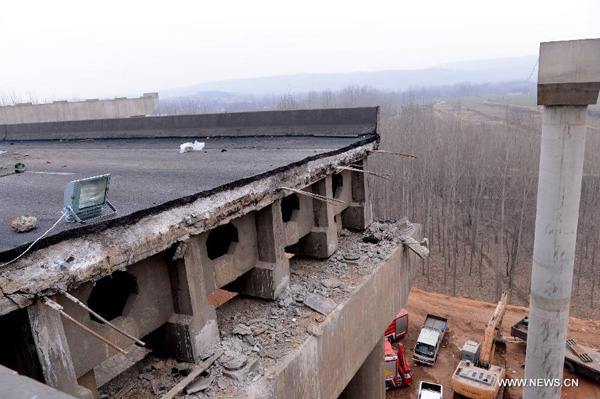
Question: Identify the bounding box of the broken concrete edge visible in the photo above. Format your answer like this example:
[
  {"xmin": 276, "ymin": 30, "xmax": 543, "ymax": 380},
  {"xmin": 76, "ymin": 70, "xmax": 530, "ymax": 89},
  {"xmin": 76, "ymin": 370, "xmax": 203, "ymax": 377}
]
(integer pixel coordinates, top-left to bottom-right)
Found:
[
  {"xmin": 0, "ymin": 140, "xmax": 378, "ymax": 316},
  {"xmin": 246, "ymin": 225, "xmax": 420, "ymax": 399},
  {"xmin": 0, "ymin": 134, "xmax": 377, "ymax": 262}
]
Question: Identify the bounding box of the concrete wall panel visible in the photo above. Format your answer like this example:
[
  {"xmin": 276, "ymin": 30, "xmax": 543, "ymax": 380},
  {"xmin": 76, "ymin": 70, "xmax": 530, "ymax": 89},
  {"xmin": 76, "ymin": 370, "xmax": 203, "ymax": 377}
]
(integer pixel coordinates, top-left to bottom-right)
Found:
[{"xmin": 0, "ymin": 94, "xmax": 158, "ymax": 125}]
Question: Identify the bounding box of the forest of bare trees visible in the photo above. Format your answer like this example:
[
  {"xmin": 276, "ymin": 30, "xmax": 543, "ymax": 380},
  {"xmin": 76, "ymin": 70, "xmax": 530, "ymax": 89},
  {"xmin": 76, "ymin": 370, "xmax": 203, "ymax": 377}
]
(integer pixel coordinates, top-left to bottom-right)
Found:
[{"xmin": 257, "ymin": 85, "xmax": 600, "ymax": 319}]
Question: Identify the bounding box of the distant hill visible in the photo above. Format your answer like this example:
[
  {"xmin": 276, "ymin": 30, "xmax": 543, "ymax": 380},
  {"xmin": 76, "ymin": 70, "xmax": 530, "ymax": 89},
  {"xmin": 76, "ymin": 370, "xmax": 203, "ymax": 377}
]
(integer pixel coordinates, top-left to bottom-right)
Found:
[{"xmin": 160, "ymin": 56, "xmax": 538, "ymax": 98}]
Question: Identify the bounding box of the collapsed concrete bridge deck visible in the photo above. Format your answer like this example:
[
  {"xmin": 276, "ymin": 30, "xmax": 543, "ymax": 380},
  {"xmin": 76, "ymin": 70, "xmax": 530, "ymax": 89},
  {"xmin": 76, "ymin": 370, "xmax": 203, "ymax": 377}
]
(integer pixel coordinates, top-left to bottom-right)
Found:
[{"xmin": 0, "ymin": 106, "xmax": 423, "ymax": 399}]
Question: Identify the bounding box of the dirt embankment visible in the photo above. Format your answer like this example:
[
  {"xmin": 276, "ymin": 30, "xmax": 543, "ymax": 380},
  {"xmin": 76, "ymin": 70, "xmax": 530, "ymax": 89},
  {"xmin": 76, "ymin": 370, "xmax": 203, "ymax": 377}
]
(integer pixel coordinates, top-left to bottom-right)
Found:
[{"xmin": 387, "ymin": 288, "xmax": 600, "ymax": 399}]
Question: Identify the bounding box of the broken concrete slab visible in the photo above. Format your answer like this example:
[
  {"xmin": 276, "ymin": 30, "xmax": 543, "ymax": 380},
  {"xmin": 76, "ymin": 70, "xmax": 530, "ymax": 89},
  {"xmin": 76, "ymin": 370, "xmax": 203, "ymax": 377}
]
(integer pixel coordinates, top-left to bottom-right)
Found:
[
  {"xmin": 186, "ymin": 376, "xmax": 213, "ymax": 394},
  {"xmin": 304, "ymin": 293, "xmax": 337, "ymax": 315},
  {"xmin": 222, "ymin": 357, "xmax": 258, "ymax": 383}
]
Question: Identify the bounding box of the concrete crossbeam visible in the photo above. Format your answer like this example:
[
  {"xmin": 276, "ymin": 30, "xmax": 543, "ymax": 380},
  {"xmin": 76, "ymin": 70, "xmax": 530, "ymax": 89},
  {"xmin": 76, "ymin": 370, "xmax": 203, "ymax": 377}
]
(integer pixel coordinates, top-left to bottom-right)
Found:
[
  {"xmin": 538, "ymin": 39, "xmax": 600, "ymax": 105},
  {"xmin": 165, "ymin": 236, "xmax": 220, "ymax": 362},
  {"xmin": 299, "ymin": 176, "xmax": 340, "ymax": 258},
  {"xmin": 238, "ymin": 200, "xmax": 290, "ymax": 300}
]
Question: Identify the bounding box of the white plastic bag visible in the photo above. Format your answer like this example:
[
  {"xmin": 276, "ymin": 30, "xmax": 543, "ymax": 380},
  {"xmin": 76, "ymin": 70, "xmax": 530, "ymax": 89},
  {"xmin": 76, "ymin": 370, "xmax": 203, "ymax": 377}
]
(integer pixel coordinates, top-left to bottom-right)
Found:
[{"xmin": 180, "ymin": 141, "xmax": 206, "ymax": 153}]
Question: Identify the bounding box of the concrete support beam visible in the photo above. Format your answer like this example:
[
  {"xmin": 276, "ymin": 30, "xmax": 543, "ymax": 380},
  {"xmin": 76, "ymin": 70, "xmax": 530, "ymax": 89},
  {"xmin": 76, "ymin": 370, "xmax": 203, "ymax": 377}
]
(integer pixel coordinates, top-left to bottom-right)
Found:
[
  {"xmin": 26, "ymin": 301, "xmax": 93, "ymax": 399},
  {"xmin": 299, "ymin": 177, "xmax": 339, "ymax": 258},
  {"xmin": 341, "ymin": 159, "xmax": 373, "ymax": 230},
  {"xmin": 238, "ymin": 200, "xmax": 290, "ymax": 299},
  {"xmin": 538, "ymin": 39, "xmax": 600, "ymax": 105},
  {"xmin": 166, "ymin": 237, "xmax": 220, "ymax": 362},
  {"xmin": 338, "ymin": 337, "xmax": 385, "ymax": 399}
]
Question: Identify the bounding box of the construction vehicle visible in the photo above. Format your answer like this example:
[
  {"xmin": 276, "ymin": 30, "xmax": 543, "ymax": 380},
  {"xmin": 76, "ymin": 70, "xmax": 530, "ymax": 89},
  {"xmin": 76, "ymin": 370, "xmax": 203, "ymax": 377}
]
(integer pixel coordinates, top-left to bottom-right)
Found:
[
  {"xmin": 511, "ymin": 317, "xmax": 600, "ymax": 383},
  {"xmin": 385, "ymin": 308, "xmax": 408, "ymax": 341},
  {"xmin": 451, "ymin": 292, "xmax": 508, "ymax": 399},
  {"xmin": 418, "ymin": 381, "xmax": 443, "ymax": 399},
  {"xmin": 413, "ymin": 314, "xmax": 448, "ymax": 366},
  {"xmin": 384, "ymin": 339, "xmax": 412, "ymax": 389}
]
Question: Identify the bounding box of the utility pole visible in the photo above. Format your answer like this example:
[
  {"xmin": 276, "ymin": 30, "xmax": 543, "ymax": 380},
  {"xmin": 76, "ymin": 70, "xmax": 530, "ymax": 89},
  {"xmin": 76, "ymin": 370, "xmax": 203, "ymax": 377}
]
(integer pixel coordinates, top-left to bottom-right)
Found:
[{"xmin": 525, "ymin": 39, "xmax": 600, "ymax": 399}]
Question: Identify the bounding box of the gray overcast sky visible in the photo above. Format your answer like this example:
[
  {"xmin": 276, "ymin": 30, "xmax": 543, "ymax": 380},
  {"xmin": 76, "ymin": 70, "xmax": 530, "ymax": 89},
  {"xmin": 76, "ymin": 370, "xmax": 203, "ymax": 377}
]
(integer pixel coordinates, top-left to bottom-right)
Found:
[{"xmin": 1, "ymin": 0, "xmax": 598, "ymax": 100}]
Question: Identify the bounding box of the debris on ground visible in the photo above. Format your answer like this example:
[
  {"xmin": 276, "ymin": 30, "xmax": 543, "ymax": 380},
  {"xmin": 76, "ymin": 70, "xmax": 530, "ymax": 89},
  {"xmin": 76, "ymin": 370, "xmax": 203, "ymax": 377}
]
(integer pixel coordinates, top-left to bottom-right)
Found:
[
  {"xmin": 179, "ymin": 141, "xmax": 206, "ymax": 153},
  {"xmin": 304, "ymin": 293, "xmax": 337, "ymax": 315},
  {"xmin": 100, "ymin": 221, "xmax": 412, "ymax": 398},
  {"xmin": 10, "ymin": 215, "xmax": 37, "ymax": 233}
]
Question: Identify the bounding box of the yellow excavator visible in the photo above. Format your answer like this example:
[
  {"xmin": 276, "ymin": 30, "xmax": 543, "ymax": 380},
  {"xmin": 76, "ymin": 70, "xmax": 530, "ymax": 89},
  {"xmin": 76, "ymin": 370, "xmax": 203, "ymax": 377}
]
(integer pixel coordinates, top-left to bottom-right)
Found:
[{"xmin": 451, "ymin": 292, "xmax": 508, "ymax": 399}]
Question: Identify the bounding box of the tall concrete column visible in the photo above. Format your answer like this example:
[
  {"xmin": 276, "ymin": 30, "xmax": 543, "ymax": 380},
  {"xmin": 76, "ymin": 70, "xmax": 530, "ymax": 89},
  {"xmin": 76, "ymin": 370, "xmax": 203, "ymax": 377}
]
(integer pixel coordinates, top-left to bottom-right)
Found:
[
  {"xmin": 524, "ymin": 106, "xmax": 587, "ymax": 399},
  {"xmin": 525, "ymin": 38, "xmax": 600, "ymax": 399},
  {"xmin": 338, "ymin": 337, "xmax": 385, "ymax": 399}
]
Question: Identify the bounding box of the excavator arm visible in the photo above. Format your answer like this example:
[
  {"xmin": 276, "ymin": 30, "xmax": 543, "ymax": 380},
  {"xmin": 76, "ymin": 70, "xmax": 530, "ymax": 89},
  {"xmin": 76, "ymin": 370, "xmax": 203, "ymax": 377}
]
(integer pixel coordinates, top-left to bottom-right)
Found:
[{"xmin": 479, "ymin": 291, "xmax": 508, "ymax": 368}]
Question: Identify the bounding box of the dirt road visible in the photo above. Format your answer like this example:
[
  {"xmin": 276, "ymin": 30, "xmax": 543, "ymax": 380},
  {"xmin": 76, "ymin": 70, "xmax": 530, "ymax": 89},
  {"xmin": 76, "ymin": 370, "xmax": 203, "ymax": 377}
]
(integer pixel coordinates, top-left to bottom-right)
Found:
[{"xmin": 387, "ymin": 288, "xmax": 600, "ymax": 399}]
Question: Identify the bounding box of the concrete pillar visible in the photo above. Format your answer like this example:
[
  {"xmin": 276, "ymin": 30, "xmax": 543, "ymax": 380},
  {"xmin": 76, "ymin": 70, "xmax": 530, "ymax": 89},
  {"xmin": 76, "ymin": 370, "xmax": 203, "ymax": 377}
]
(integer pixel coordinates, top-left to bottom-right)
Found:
[
  {"xmin": 26, "ymin": 301, "xmax": 94, "ymax": 399},
  {"xmin": 238, "ymin": 200, "xmax": 290, "ymax": 299},
  {"xmin": 524, "ymin": 106, "xmax": 588, "ymax": 399},
  {"xmin": 339, "ymin": 337, "xmax": 385, "ymax": 399},
  {"xmin": 166, "ymin": 236, "xmax": 220, "ymax": 362},
  {"xmin": 299, "ymin": 176, "xmax": 339, "ymax": 258},
  {"xmin": 342, "ymin": 159, "xmax": 373, "ymax": 230}
]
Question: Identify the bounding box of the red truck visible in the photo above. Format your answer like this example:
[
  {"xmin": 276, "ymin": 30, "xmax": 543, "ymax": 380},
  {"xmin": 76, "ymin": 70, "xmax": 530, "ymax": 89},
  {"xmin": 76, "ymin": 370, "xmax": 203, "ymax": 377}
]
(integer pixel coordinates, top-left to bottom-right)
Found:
[
  {"xmin": 384, "ymin": 309, "xmax": 411, "ymax": 390},
  {"xmin": 385, "ymin": 340, "xmax": 412, "ymax": 389},
  {"xmin": 385, "ymin": 309, "xmax": 408, "ymax": 341}
]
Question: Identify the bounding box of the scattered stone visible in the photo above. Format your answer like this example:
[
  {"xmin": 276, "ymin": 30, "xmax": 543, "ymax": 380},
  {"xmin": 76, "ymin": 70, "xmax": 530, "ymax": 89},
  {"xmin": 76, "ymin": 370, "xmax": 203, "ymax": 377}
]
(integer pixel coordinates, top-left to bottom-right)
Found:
[
  {"xmin": 278, "ymin": 297, "xmax": 294, "ymax": 307},
  {"xmin": 172, "ymin": 362, "xmax": 193, "ymax": 376},
  {"xmin": 343, "ymin": 253, "xmax": 360, "ymax": 261},
  {"xmin": 232, "ymin": 324, "xmax": 252, "ymax": 336},
  {"xmin": 307, "ymin": 324, "xmax": 322, "ymax": 337},
  {"xmin": 321, "ymin": 277, "xmax": 341, "ymax": 289},
  {"xmin": 217, "ymin": 377, "xmax": 229, "ymax": 390},
  {"xmin": 152, "ymin": 360, "xmax": 168, "ymax": 372},
  {"xmin": 244, "ymin": 334, "xmax": 255, "ymax": 346},
  {"xmin": 186, "ymin": 376, "xmax": 213, "ymax": 394},
  {"xmin": 222, "ymin": 357, "xmax": 258, "ymax": 382},
  {"xmin": 304, "ymin": 293, "xmax": 336, "ymax": 315},
  {"xmin": 10, "ymin": 215, "xmax": 37, "ymax": 233},
  {"xmin": 251, "ymin": 324, "xmax": 269, "ymax": 336},
  {"xmin": 362, "ymin": 234, "xmax": 381, "ymax": 244},
  {"xmin": 139, "ymin": 372, "xmax": 153, "ymax": 381},
  {"xmin": 222, "ymin": 353, "xmax": 247, "ymax": 371}
]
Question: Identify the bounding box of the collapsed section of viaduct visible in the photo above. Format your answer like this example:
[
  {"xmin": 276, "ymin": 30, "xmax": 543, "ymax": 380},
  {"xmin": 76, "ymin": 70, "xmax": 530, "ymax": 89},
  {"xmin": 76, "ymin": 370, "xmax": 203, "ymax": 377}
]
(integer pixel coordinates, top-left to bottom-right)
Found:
[{"xmin": 0, "ymin": 107, "xmax": 423, "ymax": 399}]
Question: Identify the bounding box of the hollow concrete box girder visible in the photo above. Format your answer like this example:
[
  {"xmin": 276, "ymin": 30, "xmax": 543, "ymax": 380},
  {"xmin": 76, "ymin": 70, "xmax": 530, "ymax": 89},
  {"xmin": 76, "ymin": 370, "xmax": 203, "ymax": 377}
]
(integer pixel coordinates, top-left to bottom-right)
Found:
[
  {"xmin": 198, "ymin": 213, "xmax": 258, "ymax": 292},
  {"xmin": 58, "ymin": 255, "xmax": 174, "ymax": 379}
]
